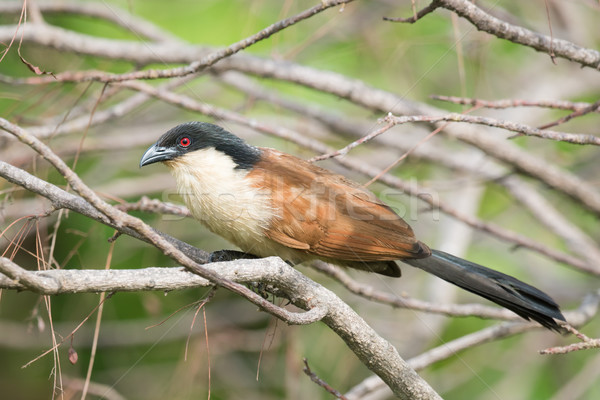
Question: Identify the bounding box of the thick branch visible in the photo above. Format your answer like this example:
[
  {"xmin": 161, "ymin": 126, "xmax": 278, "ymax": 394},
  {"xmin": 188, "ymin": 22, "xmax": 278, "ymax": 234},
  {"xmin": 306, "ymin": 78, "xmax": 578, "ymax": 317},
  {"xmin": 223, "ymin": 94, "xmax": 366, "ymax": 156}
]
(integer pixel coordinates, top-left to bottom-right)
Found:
[
  {"xmin": 0, "ymin": 160, "xmax": 210, "ymax": 264},
  {"xmin": 345, "ymin": 290, "xmax": 600, "ymax": 399},
  {"xmin": 0, "ymin": 119, "xmax": 323, "ymax": 326},
  {"xmin": 0, "ymin": 262, "xmax": 207, "ymax": 294},
  {"xmin": 436, "ymin": 0, "xmax": 600, "ymax": 69},
  {"xmin": 0, "ymin": 256, "xmax": 440, "ymax": 399}
]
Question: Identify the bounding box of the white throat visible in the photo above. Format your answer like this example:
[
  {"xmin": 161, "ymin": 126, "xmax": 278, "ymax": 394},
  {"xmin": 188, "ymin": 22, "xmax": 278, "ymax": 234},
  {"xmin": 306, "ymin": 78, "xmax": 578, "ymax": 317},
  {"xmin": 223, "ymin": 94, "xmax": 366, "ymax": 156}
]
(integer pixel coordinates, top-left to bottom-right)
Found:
[{"xmin": 165, "ymin": 147, "xmax": 274, "ymax": 251}]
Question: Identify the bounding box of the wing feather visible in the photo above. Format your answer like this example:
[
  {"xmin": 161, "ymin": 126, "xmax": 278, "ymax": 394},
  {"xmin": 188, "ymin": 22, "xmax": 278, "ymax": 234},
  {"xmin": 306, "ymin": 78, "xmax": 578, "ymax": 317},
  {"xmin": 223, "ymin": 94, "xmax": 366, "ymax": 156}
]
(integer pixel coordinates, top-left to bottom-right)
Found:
[{"xmin": 248, "ymin": 149, "xmax": 430, "ymax": 262}]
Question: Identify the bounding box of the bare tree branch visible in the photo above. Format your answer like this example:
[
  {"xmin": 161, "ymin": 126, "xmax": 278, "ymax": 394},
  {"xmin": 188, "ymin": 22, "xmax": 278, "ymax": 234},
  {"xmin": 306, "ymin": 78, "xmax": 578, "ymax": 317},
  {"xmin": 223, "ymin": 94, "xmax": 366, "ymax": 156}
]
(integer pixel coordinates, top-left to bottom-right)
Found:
[
  {"xmin": 384, "ymin": 0, "xmax": 600, "ymax": 69},
  {"xmin": 540, "ymin": 323, "xmax": 600, "ymax": 355},
  {"xmin": 303, "ymin": 358, "xmax": 348, "ymax": 400},
  {"xmin": 0, "ymin": 0, "xmax": 354, "ymax": 84},
  {"xmin": 0, "ymin": 256, "xmax": 439, "ymax": 399},
  {"xmin": 1, "ymin": 2, "xmax": 596, "ymax": 397},
  {"xmin": 0, "ymin": 124, "xmax": 440, "ymax": 399},
  {"xmin": 2, "ymin": 18, "xmax": 598, "ymax": 215},
  {"xmin": 346, "ymin": 290, "xmax": 600, "ymax": 399},
  {"xmin": 381, "ymin": 113, "xmax": 600, "ymax": 146},
  {"xmin": 0, "ymin": 118, "xmax": 327, "ymax": 326},
  {"xmin": 0, "ymin": 1, "xmax": 180, "ymax": 42},
  {"xmin": 311, "ymin": 261, "xmax": 519, "ymax": 320},
  {"xmin": 440, "ymin": 0, "xmax": 600, "ymax": 69},
  {"xmin": 383, "ymin": 1, "xmax": 440, "ymax": 23},
  {"xmin": 0, "ymin": 261, "xmax": 207, "ymax": 294},
  {"xmin": 431, "ymin": 95, "xmax": 598, "ymax": 112}
]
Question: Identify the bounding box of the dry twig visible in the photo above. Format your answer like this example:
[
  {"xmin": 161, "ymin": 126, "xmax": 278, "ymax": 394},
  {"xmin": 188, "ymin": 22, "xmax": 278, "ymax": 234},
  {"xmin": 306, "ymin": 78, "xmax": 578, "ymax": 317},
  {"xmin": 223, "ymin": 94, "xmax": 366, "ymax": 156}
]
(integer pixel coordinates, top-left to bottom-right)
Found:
[
  {"xmin": 303, "ymin": 358, "xmax": 348, "ymax": 399},
  {"xmin": 384, "ymin": 0, "xmax": 600, "ymax": 69}
]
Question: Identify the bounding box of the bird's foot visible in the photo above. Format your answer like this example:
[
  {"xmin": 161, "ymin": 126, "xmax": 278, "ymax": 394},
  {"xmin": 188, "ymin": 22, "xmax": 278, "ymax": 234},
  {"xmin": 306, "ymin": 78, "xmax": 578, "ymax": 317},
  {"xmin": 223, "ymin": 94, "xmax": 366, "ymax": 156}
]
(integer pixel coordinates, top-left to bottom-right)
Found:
[
  {"xmin": 247, "ymin": 282, "xmax": 271, "ymax": 299},
  {"xmin": 246, "ymin": 281, "xmax": 291, "ymax": 304}
]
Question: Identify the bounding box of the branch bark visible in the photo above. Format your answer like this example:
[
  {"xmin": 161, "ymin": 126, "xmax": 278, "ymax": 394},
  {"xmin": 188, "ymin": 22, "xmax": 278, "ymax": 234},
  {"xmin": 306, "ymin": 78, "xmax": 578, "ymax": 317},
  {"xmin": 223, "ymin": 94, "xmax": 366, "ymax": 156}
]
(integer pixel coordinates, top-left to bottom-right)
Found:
[
  {"xmin": 345, "ymin": 289, "xmax": 600, "ymax": 399},
  {"xmin": 0, "ymin": 256, "xmax": 441, "ymax": 399},
  {"xmin": 437, "ymin": 0, "xmax": 600, "ymax": 69},
  {"xmin": 383, "ymin": 0, "xmax": 600, "ymax": 69}
]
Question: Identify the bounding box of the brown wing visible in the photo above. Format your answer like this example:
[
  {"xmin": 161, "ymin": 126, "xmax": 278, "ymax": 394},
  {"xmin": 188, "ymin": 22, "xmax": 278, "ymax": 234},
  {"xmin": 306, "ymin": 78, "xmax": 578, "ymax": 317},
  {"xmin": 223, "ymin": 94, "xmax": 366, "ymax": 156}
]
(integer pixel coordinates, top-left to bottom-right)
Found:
[{"xmin": 247, "ymin": 149, "xmax": 430, "ymax": 262}]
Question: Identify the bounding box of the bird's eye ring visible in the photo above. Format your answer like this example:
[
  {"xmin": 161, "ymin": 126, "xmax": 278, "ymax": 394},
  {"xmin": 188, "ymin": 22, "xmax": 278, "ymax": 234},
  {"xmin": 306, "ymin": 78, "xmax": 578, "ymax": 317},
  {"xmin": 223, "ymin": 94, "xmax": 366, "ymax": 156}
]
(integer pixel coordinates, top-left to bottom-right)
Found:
[{"xmin": 179, "ymin": 137, "xmax": 191, "ymax": 147}]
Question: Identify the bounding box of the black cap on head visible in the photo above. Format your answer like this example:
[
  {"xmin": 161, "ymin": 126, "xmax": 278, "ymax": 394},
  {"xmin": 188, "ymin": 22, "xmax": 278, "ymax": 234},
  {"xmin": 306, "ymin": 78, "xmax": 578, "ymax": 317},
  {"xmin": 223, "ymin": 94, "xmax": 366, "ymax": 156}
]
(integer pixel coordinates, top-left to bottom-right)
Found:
[{"xmin": 140, "ymin": 122, "xmax": 261, "ymax": 169}]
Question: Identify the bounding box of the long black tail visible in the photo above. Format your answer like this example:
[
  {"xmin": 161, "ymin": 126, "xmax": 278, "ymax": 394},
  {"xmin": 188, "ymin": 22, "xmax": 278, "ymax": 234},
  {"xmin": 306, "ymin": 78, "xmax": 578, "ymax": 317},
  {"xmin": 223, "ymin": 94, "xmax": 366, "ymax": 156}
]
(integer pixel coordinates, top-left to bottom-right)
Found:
[{"xmin": 403, "ymin": 250, "xmax": 565, "ymax": 331}]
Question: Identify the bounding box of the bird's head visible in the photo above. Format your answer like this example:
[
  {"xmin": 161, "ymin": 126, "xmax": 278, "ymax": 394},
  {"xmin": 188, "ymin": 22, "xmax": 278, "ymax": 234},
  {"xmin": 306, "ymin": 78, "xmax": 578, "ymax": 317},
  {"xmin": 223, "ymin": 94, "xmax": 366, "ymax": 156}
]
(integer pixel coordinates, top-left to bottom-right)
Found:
[{"xmin": 140, "ymin": 122, "xmax": 261, "ymax": 170}]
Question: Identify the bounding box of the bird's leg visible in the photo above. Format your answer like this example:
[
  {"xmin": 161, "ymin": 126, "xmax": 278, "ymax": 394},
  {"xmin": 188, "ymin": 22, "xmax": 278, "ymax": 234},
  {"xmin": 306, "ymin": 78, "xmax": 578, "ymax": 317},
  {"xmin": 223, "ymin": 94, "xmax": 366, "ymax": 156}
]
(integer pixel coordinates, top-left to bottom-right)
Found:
[
  {"xmin": 208, "ymin": 250, "xmax": 267, "ymax": 297},
  {"xmin": 207, "ymin": 249, "xmax": 259, "ymax": 263}
]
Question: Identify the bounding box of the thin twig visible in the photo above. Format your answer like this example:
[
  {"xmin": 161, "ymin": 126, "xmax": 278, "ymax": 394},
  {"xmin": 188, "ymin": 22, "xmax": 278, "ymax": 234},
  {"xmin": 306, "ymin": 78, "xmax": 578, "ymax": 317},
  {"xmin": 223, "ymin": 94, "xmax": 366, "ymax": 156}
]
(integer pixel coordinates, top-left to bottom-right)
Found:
[
  {"xmin": 431, "ymin": 95, "xmax": 597, "ymax": 112},
  {"xmin": 21, "ymin": 292, "xmax": 116, "ymax": 369},
  {"xmin": 383, "ymin": 0, "xmax": 440, "ymax": 23},
  {"xmin": 81, "ymin": 240, "xmax": 116, "ymax": 400},
  {"xmin": 2, "ymin": 0, "xmax": 354, "ymax": 85},
  {"xmin": 115, "ymin": 197, "xmax": 192, "ymax": 218},
  {"xmin": 436, "ymin": 0, "xmax": 600, "ymax": 69},
  {"xmin": 540, "ymin": 323, "xmax": 600, "ymax": 355},
  {"xmin": 539, "ymin": 99, "xmax": 600, "ymax": 130},
  {"xmin": 309, "ymin": 122, "xmax": 395, "ymax": 161},
  {"xmin": 383, "ymin": 113, "xmax": 600, "ymax": 146},
  {"xmin": 303, "ymin": 358, "xmax": 348, "ymax": 400}
]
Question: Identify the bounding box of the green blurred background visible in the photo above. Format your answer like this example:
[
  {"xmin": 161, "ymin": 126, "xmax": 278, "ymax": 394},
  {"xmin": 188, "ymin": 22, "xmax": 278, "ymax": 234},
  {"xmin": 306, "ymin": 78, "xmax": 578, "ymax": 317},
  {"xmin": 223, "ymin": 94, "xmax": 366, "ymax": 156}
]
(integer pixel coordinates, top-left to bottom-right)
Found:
[{"xmin": 1, "ymin": 0, "xmax": 599, "ymax": 399}]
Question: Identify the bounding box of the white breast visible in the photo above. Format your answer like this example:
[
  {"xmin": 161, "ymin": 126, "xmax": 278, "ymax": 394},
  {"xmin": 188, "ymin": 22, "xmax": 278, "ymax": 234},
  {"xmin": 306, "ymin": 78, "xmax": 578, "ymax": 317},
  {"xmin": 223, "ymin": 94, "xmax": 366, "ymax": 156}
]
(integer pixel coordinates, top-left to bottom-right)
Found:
[{"xmin": 165, "ymin": 148, "xmax": 277, "ymax": 255}]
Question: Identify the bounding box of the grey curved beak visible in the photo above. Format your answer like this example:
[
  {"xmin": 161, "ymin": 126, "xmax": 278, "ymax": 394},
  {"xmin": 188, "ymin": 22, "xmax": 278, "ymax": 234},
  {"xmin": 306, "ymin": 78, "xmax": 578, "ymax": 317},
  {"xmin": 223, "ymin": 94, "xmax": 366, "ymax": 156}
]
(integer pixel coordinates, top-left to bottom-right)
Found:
[{"xmin": 139, "ymin": 144, "xmax": 178, "ymax": 167}]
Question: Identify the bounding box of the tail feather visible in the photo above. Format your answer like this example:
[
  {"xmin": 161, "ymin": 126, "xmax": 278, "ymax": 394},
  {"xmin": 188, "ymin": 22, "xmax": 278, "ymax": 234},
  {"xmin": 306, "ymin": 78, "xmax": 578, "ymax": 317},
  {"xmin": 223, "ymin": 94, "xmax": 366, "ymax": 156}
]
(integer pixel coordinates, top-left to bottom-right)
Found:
[{"xmin": 403, "ymin": 250, "xmax": 565, "ymax": 331}]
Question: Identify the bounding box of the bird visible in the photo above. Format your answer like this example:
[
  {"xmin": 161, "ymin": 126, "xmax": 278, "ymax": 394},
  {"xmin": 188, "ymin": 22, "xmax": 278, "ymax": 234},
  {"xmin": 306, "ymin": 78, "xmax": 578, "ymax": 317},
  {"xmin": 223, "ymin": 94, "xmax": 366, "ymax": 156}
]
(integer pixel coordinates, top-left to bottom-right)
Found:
[{"xmin": 140, "ymin": 121, "xmax": 565, "ymax": 331}]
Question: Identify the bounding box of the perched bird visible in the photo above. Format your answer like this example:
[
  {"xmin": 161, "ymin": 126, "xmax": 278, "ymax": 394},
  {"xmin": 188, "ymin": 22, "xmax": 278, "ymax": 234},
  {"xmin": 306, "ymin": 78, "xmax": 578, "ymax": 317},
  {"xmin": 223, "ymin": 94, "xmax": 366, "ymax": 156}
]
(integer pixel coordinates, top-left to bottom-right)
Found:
[{"xmin": 140, "ymin": 121, "xmax": 565, "ymax": 331}]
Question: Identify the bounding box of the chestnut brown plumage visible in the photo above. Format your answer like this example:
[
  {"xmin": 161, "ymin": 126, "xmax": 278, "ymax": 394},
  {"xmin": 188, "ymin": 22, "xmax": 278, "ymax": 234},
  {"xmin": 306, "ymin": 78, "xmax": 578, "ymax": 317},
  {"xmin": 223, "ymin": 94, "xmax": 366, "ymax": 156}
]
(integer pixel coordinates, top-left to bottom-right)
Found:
[{"xmin": 140, "ymin": 122, "xmax": 565, "ymax": 331}]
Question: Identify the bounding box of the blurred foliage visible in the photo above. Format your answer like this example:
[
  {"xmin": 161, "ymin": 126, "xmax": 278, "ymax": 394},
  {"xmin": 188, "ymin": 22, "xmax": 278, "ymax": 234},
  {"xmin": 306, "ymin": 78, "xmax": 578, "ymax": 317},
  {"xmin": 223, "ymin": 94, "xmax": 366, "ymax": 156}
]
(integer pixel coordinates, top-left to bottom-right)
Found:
[{"xmin": 1, "ymin": 0, "xmax": 600, "ymax": 399}]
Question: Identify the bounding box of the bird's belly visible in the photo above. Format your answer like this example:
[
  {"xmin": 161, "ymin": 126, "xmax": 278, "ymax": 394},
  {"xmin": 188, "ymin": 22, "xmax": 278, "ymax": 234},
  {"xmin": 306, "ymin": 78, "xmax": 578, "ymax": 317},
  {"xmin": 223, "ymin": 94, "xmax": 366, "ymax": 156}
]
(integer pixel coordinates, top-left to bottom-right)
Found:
[
  {"xmin": 183, "ymin": 194, "xmax": 308, "ymax": 262},
  {"xmin": 177, "ymin": 179, "xmax": 290, "ymax": 260},
  {"xmin": 183, "ymin": 192, "xmax": 264, "ymax": 244},
  {"xmin": 201, "ymin": 210, "xmax": 308, "ymax": 262},
  {"xmin": 168, "ymin": 154, "xmax": 305, "ymax": 261}
]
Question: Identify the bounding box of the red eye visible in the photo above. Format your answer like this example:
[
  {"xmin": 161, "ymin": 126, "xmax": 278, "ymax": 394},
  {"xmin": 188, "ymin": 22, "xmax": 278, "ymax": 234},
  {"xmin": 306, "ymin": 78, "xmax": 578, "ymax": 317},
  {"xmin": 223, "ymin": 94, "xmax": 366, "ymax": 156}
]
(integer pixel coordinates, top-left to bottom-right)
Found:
[{"xmin": 179, "ymin": 137, "xmax": 191, "ymax": 147}]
